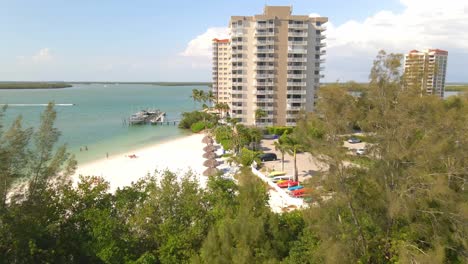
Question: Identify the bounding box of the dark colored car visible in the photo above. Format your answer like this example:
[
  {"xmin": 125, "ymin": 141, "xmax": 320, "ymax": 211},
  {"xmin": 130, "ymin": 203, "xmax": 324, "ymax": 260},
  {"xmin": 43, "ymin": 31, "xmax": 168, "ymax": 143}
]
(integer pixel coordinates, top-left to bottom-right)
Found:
[
  {"xmin": 259, "ymin": 153, "xmax": 277, "ymax": 161},
  {"xmin": 347, "ymin": 137, "xmax": 362, "ymax": 144}
]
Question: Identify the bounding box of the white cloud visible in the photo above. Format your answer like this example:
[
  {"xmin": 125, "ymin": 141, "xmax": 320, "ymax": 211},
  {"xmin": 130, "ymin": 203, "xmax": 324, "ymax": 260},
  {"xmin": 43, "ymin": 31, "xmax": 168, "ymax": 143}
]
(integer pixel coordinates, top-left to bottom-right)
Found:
[
  {"xmin": 17, "ymin": 48, "xmax": 53, "ymax": 65},
  {"xmin": 32, "ymin": 48, "xmax": 53, "ymax": 62},
  {"xmin": 180, "ymin": 27, "xmax": 229, "ymax": 57},
  {"xmin": 325, "ymin": 0, "xmax": 468, "ymax": 81}
]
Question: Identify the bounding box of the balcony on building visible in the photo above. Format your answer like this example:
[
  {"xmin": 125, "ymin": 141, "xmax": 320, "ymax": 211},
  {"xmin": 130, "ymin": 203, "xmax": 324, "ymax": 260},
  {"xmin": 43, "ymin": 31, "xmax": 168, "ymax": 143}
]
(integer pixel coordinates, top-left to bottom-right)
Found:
[
  {"xmin": 286, "ymin": 104, "xmax": 303, "ymax": 111},
  {"xmin": 255, "ymin": 39, "xmax": 275, "ymax": 46},
  {"xmin": 231, "ymin": 29, "xmax": 245, "ymax": 37},
  {"xmin": 255, "ymin": 30, "xmax": 275, "ymax": 37},
  {"xmin": 254, "ymin": 56, "xmax": 275, "ymax": 62},
  {"xmin": 287, "ymin": 89, "xmax": 306, "ymax": 95},
  {"xmin": 288, "ymin": 48, "xmax": 307, "ymax": 54},
  {"xmin": 255, "ymin": 104, "xmax": 275, "ymax": 111},
  {"xmin": 288, "ymin": 31, "xmax": 308, "ymax": 37},
  {"xmin": 255, "ymin": 89, "xmax": 275, "ymax": 95},
  {"xmin": 288, "ymin": 22, "xmax": 308, "ymax": 30},
  {"xmin": 255, "ymin": 97, "xmax": 275, "ymax": 103},
  {"xmin": 288, "ymin": 40, "xmax": 307, "ymax": 46},
  {"xmin": 255, "ymin": 48, "xmax": 275, "ymax": 54},
  {"xmin": 287, "ymin": 65, "xmax": 307, "ymax": 71},
  {"xmin": 287, "ymin": 57, "xmax": 307, "ymax": 63},
  {"xmin": 287, "ymin": 97, "xmax": 307, "ymax": 103},
  {"xmin": 255, "ymin": 73, "xmax": 275, "ymax": 79},
  {"xmin": 254, "ymin": 81, "xmax": 275, "ymax": 86},
  {"xmin": 256, "ymin": 21, "xmax": 275, "ymax": 29},
  {"xmin": 255, "ymin": 64, "xmax": 275, "ymax": 71},
  {"xmin": 287, "ymin": 73, "xmax": 306, "ymax": 79},
  {"xmin": 231, "ymin": 57, "xmax": 244, "ymax": 63},
  {"xmin": 287, "ymin": 81, "xmax": 306, "ymax": 86}
]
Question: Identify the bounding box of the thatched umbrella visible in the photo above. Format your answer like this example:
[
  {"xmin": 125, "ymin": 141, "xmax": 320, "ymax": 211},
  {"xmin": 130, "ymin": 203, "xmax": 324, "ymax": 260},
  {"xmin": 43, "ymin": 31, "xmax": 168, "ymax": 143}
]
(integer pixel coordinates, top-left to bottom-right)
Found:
[
  {"xmin": 203, "ymin": 145, "xmax": 217, "ymax": 152},
  {"xmin": 202, "ymin": 152, "xmax": 217, "ymax": 159},
  {"xmin": 203, "ymin": 167, "xmax": 220, "ymax": 176},
  {"xmin": 203, "ymin": 159, "xmax": 218, "ymax": 168},
  {"xmin": 202, "ymin": 135, "xmax": 214, "ymax": 144}
]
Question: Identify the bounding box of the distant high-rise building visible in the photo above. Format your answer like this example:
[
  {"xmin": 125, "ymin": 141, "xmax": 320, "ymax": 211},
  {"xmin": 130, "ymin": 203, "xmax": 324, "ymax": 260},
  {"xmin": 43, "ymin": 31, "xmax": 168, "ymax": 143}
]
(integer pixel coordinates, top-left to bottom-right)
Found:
[
  {"xmin": 211, "ymin": 6, "xmax": 328, "ymax": 126},
  {"xmin": 212, "ymin": 38, "xmax": 232, "ymax": 105},
  {"xmin": 404, "ymin": 49, "xmax": 448, "ymax": 98}
]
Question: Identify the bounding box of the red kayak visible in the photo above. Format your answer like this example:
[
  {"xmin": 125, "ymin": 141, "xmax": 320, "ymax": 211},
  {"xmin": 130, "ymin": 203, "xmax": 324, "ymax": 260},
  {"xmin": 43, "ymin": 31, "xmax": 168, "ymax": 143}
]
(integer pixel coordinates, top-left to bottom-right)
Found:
[{"xmin": 277, "ymin": 180, "xmax": 299, "ymax": 188}]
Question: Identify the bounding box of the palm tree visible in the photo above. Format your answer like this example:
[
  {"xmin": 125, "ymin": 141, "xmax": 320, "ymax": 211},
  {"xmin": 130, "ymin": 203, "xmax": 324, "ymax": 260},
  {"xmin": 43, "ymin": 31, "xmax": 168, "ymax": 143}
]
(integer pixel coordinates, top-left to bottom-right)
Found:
[
  {"xmin": 255, "ymin": 108, "xmax": 267, "ymax": 127},
  {"xmin": 273, "ymin": 140, "xmax": 287, "ymax": 171},
  {"xmin": 191, "ymin": 89, "xmax": 202, "ymax": 106},
  {"xmin": 281, "ymin": 134, "xmax": 302, "ymax": 182}
]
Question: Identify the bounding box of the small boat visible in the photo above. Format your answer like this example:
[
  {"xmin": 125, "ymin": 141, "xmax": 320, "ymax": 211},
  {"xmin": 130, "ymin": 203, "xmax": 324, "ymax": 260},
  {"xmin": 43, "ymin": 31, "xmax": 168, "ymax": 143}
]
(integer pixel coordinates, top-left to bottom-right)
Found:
[
  {"xmin": 268, "ymin": 171, "xmax": 286, "ymax": 177},
  {"xmin": 288, "ymin": 185, "xmax": 304, "ymax": 191}
]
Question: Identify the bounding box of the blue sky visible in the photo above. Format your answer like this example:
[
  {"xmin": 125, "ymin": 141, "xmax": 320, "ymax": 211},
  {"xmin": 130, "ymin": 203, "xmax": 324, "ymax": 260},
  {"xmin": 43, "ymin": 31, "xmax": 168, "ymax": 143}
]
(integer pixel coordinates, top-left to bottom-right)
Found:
[{"xmin": 1, "ymin": 0, "xmax": 466, "ymax": 82}]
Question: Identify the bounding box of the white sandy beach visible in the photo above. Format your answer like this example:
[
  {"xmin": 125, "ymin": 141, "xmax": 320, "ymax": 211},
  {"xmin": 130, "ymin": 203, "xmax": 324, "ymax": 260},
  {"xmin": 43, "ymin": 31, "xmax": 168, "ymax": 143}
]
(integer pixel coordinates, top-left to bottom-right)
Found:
[{"xmin": 73, "ymin": 134, "xmax": 207, "ymax": 192}]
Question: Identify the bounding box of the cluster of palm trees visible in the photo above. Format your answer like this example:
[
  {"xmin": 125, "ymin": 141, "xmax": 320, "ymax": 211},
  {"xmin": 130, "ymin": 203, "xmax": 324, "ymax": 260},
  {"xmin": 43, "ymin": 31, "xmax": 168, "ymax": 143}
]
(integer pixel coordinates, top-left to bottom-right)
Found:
[{"xmin": 191, "ymin": 88, "xmax": 230, "ymax": 117}]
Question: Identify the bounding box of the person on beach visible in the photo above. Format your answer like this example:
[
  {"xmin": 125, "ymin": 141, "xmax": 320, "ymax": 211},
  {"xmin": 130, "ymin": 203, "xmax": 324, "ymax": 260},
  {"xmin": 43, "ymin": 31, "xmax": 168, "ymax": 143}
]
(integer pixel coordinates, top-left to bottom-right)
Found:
[
  {"xmin": 85, "ymin": 146, "xmax": 88, "ymax": 151},
  {"xmin": 106, "ymin": 152, "xmax": 109, "ymax": 159},
  {"xmin": 80, "ymin": 147, "xmax": 82, "ymax": 152}
]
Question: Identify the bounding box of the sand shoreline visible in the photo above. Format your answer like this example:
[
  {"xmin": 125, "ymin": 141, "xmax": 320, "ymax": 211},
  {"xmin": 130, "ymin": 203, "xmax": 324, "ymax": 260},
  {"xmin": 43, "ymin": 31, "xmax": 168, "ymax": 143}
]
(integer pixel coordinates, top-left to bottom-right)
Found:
[{"xmin": 73, "ymin": 133, "xmax": 207, "ymax": 192}]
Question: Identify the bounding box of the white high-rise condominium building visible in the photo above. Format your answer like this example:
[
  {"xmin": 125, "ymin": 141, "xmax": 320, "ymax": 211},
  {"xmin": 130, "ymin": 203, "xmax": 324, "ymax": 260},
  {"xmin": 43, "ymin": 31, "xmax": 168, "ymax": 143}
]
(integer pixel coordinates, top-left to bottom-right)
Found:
[
  {"xmin": 404, "ymin": 49, "xmax": 448, "ymax": 98},
  {"xmin": 212, "ymin": 6, "xmax": 328, "ymax": 126}
]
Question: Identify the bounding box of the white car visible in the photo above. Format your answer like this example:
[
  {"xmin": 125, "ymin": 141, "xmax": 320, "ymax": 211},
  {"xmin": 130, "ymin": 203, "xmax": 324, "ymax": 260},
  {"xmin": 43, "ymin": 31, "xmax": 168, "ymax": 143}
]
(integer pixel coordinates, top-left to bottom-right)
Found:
[{"xmin": 356, "ymin": 148, "xmax": 366, "ymax": 155}]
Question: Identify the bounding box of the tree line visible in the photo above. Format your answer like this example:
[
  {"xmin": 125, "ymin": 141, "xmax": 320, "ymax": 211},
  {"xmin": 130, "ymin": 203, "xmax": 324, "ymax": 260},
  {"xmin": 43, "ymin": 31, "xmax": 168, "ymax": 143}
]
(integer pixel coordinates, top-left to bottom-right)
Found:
[{"xmin": 0, "ymin": 51, "xmax": 466, "ymax": 263}]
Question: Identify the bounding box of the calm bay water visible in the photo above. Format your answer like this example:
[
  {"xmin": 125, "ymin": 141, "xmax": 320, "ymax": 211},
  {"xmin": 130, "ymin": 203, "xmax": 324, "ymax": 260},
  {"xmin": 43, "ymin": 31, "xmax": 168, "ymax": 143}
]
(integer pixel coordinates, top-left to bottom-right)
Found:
[{"xmin": 0, "ymin": 84, "xmax": 208, "ymax": 164}]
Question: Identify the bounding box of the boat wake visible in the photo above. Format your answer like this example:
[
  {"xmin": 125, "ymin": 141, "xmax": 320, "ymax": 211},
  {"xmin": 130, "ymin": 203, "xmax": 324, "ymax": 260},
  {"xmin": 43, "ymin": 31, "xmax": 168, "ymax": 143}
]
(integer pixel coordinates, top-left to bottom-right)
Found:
[{"xmin": 0, "ymin": 103, "xmax": 75, "ymax": 107}]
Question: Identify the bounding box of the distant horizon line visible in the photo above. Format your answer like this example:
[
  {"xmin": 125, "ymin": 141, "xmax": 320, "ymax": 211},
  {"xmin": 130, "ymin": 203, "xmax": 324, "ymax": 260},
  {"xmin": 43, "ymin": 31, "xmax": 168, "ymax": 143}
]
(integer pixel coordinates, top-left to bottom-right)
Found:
[{"xmin": 0, "ymin": 81, "xmax": 467, "ymax": 85}]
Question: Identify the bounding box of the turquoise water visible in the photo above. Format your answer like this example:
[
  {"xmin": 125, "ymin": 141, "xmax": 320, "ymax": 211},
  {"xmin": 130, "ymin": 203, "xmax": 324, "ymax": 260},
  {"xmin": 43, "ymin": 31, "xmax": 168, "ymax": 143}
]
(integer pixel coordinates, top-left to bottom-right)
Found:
[{"xmin": 0, "ymin": 84, "xmax": 208, "ymax": 164}]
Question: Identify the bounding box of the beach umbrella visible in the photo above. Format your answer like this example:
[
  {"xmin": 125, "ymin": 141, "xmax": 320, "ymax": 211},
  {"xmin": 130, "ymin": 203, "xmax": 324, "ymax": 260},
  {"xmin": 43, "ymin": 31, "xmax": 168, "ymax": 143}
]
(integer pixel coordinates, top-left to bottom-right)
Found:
[
  {"xmin": 203, "ymin": 152, "xmax": 217, "ymax": 159},
  {"xmin": 203, "ymin": 145, "xmax": 217, "ymax": 152},
  {"xmin": 203, "ymin": 159, "xmax": 218, "ymax": 168},
  {"xmin": 203, "ymin": 167, "xmax": 220, "ymax": 176},
  {"xmin": 202, "ymin": 136, "xmax": 214, "ymax": 144}
]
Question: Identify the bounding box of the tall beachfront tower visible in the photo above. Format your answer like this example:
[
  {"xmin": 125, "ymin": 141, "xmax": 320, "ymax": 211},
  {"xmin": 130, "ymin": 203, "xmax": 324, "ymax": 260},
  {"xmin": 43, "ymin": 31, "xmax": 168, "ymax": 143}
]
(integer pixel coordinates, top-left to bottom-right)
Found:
[
  {"xmin": 212, "ymin": 38, "xmax": 232, "ymax": 105},
  {"xmin": 216, "ymin": 6, "xmax": 327, "ymax": 127},
  {"xmin": 404, "ymin": 49, "xmax": 448, "ymax": 98}
]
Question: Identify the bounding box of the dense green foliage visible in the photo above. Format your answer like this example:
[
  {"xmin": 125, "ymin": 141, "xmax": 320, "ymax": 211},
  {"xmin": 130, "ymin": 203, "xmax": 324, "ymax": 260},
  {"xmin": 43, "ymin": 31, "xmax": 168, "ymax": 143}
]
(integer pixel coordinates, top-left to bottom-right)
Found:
[
  {"xmin": 190, "ymin": 121, "xmax": 206, "ymax": 133},
  {"xmin": 290, "ymin": 50, "xmax": 468, "ymax": 263},
  {"xmin": 178, "ymin": 111, "xmax": 217, "ymax": 130},
  {"xmin": 266, "ymin": 126, "xmax": 294, "ymax": 136},
  {"xmin": 1, "ymin": 51, "xmax": 466, "ymax": 263},
  {"xmin": 0, "ymin": 82, "xmax": 72, "ymax": 89}
]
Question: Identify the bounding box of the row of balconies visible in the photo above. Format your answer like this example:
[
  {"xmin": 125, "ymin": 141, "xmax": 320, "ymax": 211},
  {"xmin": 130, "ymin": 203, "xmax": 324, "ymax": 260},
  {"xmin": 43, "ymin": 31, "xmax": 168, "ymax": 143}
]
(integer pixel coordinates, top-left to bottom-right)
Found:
[
  {"xmin": 255, "ymin": 31, "xmax": 275, "ymax": 37},
  {"xmin": 288, "ymin": 40, "xmax": 307, "ymax": 45},
  {"xmin": 256, "ymin": 23, "xmax": 275, "ymax": 29},
  {"xmin": 288, "ymin": 32, "xmax": 308, "ymax": 37},
  {"xmin": 287, "ymin": 89, "xmax": 307, "ymax": 95},
  {"xmin": 256, "ymin": 65, "xmax": 275, "ymax": 70},
  {"xmin": 288, "ymin": 23, "xmax": 308, "ymax": 29},
  {"xmin": 287, "ymin": 74, "xmax": 306, "ymax": 78},
  {"xmin": 288, "ymin": 49, "xmax": 307, "ymax": 54},
  {"xmin": 288, "ymin": 65, "xmax": 307, "ymax": 70},
  {"xmin": 255, "ymin": 48, "xmax": 275, "ymax": 54},
  {"xmin": 255, "ymin": 39, "xmax": 275, "ymax": 46}
]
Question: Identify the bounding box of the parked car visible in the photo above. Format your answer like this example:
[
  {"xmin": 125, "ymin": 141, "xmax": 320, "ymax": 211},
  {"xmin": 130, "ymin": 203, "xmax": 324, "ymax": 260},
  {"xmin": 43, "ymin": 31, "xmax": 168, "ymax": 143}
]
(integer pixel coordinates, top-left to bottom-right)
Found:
[
  {"xmin": 356, "ymin": 148, "xmax": 366, "ymax": 155},
  {"xmin": 259, "ymin": 153, "xmax": 277, "ymax": 161},
  {"xmin": 277, "ymin": 180, "xmax": 299, "ymax": 188},
  {"xmin": 347, "ymin": 137, "xmax": 362, "ymax": 144}
]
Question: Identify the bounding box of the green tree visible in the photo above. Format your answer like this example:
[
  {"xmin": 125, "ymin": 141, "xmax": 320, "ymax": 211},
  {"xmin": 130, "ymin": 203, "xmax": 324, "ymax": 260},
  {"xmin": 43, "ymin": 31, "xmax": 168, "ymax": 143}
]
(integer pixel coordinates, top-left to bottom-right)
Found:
[
  {"xmin": 255, "ymin": 108, "xmax": 268, "ymax": 126},
  {"xmin": 273, "ymin": 140, "xmax": 287, "ymax": 171}
]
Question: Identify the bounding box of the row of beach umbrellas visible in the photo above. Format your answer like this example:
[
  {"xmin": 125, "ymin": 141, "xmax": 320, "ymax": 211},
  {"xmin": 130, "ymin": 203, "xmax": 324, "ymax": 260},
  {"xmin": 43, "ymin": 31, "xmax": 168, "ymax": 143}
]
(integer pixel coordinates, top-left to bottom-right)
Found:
[{"xmin": 202, "ymin": 135, "xmax": 219, "ymax": 176}]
